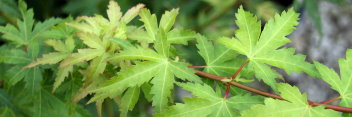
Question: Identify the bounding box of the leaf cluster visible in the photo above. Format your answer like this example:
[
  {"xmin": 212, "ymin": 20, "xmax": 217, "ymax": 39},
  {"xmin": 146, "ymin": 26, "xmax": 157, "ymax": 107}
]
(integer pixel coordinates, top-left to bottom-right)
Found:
[{"xmin": 1, "ymin": 0, "xmax": 352, "ymax": 117}]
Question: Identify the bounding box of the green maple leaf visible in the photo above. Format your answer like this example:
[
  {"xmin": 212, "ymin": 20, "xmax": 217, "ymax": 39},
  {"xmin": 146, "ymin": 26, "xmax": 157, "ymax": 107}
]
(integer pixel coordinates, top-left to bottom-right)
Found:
[
  {"xmin": 241, "ymin": 83, "xmax": 339, "ymax": 117},
  {"xmin": 60, "ymin": 1, "xmax": 144, "ymax": 69},
  {"xmin": 196, "ymin": 34, "xmax": 252, "ymax": 77},
  {"xmin": 314, "ymin": 49, "xmax": 352, "ymax": 109},
  {"xmin": 129, "ymin": 8, "xmax": 196, "ymax": 45},
  {"xmin": 24, "ymin": 37, "xmax": 75, "ymax": 92},
  {"xmin": 0, "ymin": 0, "xmax": 61, "ymax": 94},
  {"xmin": 91, "ymin": 8, "xmax": 201, "ymax": 113},
  {"xmin": 48, "ymin": 1, "xmax": 144, "ymax": 105},
  {"xmin": 117, "ymin": 86, "xmax": 140, "ymax": 117},
  {"xmin": 92, "ymin": 47, "xmax": 201, "ymax": 112},
  {"xmin": 217, "ymin": 7, "xmax": 318, "ymax": 90},
  {"xmin": 155, "ymin": 82, "xmax": 263, "ymax": 117}
]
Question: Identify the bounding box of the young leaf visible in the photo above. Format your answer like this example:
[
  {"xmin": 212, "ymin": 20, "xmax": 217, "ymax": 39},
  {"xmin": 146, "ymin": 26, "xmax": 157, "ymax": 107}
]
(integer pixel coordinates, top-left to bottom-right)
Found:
[
  {"xmin": 121, "ymin": 4, "xmax": 145, "ymax": 23},
  {"xmin": 109, "ymin": 47, "xmax": 162, "ymax": 62},
  {"xmin": 155, "ymin": 29, "xmax": 170, "ymax": 57},
  {"xmin": 233, "ymin": 6, "xmax": 261, "ymax": 56},
  {"xmin": 156, "ymin": 83, "xmax": 263, "ymax": 117},
  {"xmin": 139, "ymin": 8, "xmax": 158, "ymax": 40},
  {"xmin": 63, "ymin": 2, "xmax": 145, "ymax": 105},
  {"xmin": 52, "ymin": 66, "xmax": 73, "ymax": 92},
  {"xmin": 241, "ymin": 83, "xmax": 340, "ymax": 117},
  {"xmin": 92, "ymin": 19, "xmax": 200, "ymax": 112},
  {"xmin": 138, "ymin": 8, "xmax": 196, "ymax": 45},
  {"xmin": 59, "ymin": 49, "xmax": 103, "ymax": 68},
  {"xmin": 217, "ymin": 7, "xmax": 318, "ymax": 90},
  {"xmin": 314, "ymin": 49, "xmax": 352, "ymax": 108},
  {"xmin": 107, "ymin": 0, "xmax": 122, "ymax": 24},
  {"xmin": 159, "ymin": 8, "xmax": 179, "ymax": 32},
  {"xmin": 119, "ymin": 87, "xmax": 140, "ymax": 117},
  {"xmin": 77, "ymin": 32, "xmax": 104, "ymax": 49},
  {"xmin": 150, "ymin": 63, "xmax": 174, "ymax": 112},
  {"xmin": 23, "ymin": 52, "xmax": 69, "ymax": 68}
]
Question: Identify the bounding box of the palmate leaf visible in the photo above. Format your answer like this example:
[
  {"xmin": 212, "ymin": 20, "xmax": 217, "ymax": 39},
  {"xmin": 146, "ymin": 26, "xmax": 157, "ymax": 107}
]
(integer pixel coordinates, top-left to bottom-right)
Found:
[
  {"xmin": 92, "ymin": 58, "xmax": 202, "ymax": 112},
  {"xmin": 0, "ymin": 0, "xmax": 61, "ymax": 94},
  {"xmin": 24, "ymin": 37, "xmax": 75, "ymax": 92},
  {"xmin": 0, "ymin": 0, "xmax": 61, "ymax": 46},
  {"xmin": 217, "ymin": 7, "xmax": 318, "ymax": 90},
  {"xmin": 91, "ymin": 7, "xmax": 200, "ymax": 114},
  {"xmin": 196, "ymin": 34, "xmax": 252, "ymax": 77},
  {"xmin": 156, "ymin": 83, "xmax": 263, "ymax": 117},
  {"xmin": 241, "ymin": 83, "xmax": 339, "ymax": 117},
  {"xmin": 59, "ymin": 3, "xmax": 145, "ymax": 115},
  {"xmin": 61, "ymin": 1, "xmax": 144, "ymax": 69},
  {"xmin": 314, "ymin": 49, "xmax": 352, "ymax": 109}
]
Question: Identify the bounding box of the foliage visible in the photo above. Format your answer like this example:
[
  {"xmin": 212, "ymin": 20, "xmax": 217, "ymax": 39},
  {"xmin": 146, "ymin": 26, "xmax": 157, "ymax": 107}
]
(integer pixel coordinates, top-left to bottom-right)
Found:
[{"xmin": 0, "ymin": 0, "xmax": 352, "ymax": 117}]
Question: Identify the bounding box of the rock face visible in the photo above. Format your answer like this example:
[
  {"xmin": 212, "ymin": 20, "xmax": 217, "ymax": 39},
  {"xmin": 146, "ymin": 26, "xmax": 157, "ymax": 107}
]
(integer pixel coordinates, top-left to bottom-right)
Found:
[{"xmin": 287, "ymin": 1, "xmax": 352, "ymax": 102}]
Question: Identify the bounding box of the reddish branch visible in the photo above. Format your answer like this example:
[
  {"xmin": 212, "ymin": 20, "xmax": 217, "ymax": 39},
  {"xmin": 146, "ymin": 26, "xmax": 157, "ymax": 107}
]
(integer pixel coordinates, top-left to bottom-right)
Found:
[
  {"xmin": 223, "ymin": 59, "xmax": 250, "ymax": 98},
  {"xmin": 231, "ymin": 59, "xmax": 249, "ymax": 79},
  {"xmin": 223, "ymin": 84, "xmax": 231, "ymax": 99},
  {"xmin": 317, "ymin": 97, "xmax": 341, "ymax": 105},
  {"xmin": 193, "ymin": 70, "xmax": 352, "ymax": 113}
]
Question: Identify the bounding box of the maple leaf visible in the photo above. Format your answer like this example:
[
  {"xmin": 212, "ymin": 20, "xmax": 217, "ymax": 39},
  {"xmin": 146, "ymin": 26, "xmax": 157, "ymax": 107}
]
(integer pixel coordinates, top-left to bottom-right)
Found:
[
  {"xmin": 314, "ymin": 49, "xmax": 352, "ymax": 109},
  {"xmin": 118, "ymin": 87, "xmax": 140, "ymax": 117},
  {"xmin": 0, "ymin": 0, "xmax": 61, "ymax": 94},
  {"xmin": 217, "ymin": 7, "xmax": 319, "ymax": 90},
  {"xmin": 48, "ymin": 1, "xmax": 144, "ymax": 104},
  {"xmin": 155, "ymin": 82, "xmax": 263, "ymax": 117},
  {"xmin": 241, "ymin": 83, "xmax": 340, "ymax": 117},
  {"xmin": 90, "ymin": 8, "xmax": 201, "ymax": 113},
  {"xmin": 196, "ymin": 34, "xmax": 252, "ymax": 77},
  {"xmin": 23, "ymin": 37, "xmax": 75, "ymax": 92},
  {"xmin": 130, "ymin": 8, "xmax": 196, "ymax": 45}
]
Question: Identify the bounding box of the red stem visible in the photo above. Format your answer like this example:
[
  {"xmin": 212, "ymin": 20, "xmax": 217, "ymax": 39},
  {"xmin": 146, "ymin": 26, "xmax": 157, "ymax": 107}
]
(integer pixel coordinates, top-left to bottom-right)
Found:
[
  {"xmin": 223, "ymin": 59, "xmax": 249, "ymax": 98},
  {"xmin": 231, "ymin": 59, "xmax": 249, "ymax": 79},
  {"xmin": 224, "ymin": 84, "xmax": 231, "ymax": 99},
  {"xmin": 316, "ymin": 97, "xmax": 341, "ymax": 106},
  {"xmin": 193, "ymin": 70, "xmax": 352, "ymax": 113},
  {"xmin": 187, "ymin": 66, "xmax": 207, "ymax": 68}
]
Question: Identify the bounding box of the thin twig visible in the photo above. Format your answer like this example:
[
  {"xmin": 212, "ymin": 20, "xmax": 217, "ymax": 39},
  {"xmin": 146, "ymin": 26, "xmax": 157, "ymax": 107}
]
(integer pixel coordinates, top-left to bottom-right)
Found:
[
  {"xmin": 231, "ymin": 59, "xmax": 249, "ymax": 79},
  {"xmin": 223, "ymin": 84, "xmax": 231, "ymax": 99},
  {"xmin": 317, "ymin": 96, "xmax": 341, "ymax": 106},
  {"xmin": 193, "ymin": 70, "xmax": 352, "ymax": 113}
]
